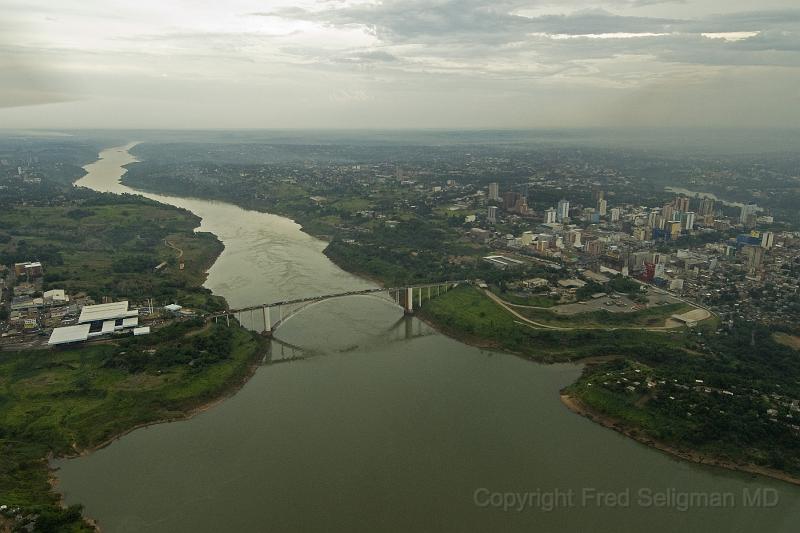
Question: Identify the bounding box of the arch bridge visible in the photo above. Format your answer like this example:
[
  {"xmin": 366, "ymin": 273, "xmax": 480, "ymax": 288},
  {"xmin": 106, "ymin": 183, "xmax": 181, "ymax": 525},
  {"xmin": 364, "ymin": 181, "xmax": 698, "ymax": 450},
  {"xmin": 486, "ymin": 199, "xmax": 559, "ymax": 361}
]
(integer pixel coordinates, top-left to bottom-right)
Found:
[{"xmin": 211, "ymin": 281, "xmax": 466, "ymax": 336}]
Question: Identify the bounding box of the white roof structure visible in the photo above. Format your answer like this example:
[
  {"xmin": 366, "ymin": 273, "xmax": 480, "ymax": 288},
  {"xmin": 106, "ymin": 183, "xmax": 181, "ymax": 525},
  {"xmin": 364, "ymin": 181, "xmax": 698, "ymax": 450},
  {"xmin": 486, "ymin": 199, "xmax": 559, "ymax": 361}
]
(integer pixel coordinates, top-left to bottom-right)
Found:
[
  {"xmin": 122, "ymin": 317, "xmax": 139, "ymax": 328},
  {"xmin": 133, "ymin": 327, "xmax": 151, "ymax": 336},
  {"xmin": 164, "ymin": 304, "xmax": 183, "ymax": 312},
  {"xmin": 101, "ymin": 320, "xmax": 116, "ymax": 334},
  {"xmin": 43, "ymin": 289, "xmax": 68, "ymax": 303},
  {"xmin": 78, "ymin": 301, "xmax": 132, "ymax": 324},
  {"xmin": 48, "ymin": 324, "xmax": 91, "ymax": 345}
]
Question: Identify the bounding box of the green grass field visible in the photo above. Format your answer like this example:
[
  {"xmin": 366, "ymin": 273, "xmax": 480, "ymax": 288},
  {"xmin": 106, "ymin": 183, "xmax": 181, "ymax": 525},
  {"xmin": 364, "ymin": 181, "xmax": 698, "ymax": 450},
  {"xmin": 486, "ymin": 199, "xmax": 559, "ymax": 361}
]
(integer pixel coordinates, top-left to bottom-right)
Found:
[
  {"xmin": 517, "ymin": 302, "xmax": 692, "ymax": 328},
  {"xmin": 418, "ymin": 285, "xmax": 689, "ymax": 362}
]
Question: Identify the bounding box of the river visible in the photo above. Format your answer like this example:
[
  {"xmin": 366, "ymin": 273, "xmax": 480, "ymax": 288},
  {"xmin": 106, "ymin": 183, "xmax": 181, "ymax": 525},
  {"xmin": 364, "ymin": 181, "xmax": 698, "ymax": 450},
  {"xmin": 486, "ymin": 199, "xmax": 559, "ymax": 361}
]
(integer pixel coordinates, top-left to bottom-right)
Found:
[{"xmin": 56, "ymin": 144, "xmax": 800, "ymax": 532}]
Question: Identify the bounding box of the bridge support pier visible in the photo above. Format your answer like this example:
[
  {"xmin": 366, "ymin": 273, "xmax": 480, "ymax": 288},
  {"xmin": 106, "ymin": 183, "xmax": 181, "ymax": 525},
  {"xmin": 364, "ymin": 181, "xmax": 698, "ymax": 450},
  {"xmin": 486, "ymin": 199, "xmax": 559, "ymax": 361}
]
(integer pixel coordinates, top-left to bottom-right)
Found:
[
  {"xmin": 404, "ymin": 287, "xmax": 414, "ymax": 315},
  {"xmin": 262, "ymin": 305, "xmax": 272, "ymax": 337}
]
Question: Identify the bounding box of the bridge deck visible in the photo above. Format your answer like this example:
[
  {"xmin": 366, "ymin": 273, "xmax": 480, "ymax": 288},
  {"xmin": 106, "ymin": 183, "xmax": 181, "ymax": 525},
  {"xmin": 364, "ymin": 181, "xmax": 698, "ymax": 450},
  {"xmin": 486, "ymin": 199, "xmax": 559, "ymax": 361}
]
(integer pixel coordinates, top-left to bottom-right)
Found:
[{"xmin": 211, "ymin": 281, "xmax": 466, "ymax": 318}]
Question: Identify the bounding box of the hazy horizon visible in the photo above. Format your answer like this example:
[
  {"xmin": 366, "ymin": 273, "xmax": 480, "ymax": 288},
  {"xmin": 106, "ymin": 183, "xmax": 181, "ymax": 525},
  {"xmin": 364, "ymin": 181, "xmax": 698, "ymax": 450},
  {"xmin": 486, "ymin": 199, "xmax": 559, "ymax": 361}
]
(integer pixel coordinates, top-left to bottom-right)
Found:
[{"xmin": 2, "ymin": 0, "xmax": 800, "ymax": 130}]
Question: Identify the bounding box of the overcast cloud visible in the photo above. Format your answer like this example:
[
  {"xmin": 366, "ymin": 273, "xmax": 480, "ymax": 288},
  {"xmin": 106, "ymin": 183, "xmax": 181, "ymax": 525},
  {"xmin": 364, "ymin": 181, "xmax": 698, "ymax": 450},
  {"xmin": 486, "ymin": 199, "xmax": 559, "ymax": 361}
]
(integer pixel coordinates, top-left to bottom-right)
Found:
[{"xmin": 0, "ymin": 0, "xmax": 798, "ymax": 129}]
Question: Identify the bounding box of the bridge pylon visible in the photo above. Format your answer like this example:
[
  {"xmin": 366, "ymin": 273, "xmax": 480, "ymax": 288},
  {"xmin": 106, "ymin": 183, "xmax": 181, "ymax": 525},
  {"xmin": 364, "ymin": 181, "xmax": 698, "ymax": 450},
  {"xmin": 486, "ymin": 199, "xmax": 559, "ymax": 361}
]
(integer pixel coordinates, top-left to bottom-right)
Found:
[
  {"xmin": 262, "ymin": 305, "xmax": 272, "ymax": 337},
  {"xmin": 403, "ymin": 287, "xmax": 414, "ymax": 315}
]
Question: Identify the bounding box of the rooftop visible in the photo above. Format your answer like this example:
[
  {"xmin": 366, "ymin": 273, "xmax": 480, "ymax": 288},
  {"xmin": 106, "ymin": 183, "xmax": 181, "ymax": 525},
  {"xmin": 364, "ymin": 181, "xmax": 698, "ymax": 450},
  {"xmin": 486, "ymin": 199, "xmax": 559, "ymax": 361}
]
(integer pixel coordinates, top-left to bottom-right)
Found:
[
  {"xmin": 78, "ymin": 301, "xmax": 136, "ymax": 324},
  {"xmin": 48, "ymin": 324, "xmax": 91, "ymax": 345}
]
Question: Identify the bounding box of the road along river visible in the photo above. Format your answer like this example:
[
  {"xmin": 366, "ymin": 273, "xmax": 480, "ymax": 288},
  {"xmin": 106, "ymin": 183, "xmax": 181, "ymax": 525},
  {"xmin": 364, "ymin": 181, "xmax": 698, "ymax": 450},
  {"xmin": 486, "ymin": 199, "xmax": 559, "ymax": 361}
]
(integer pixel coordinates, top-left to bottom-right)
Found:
[{"xmin": 54, "ymin": 143, "xmax": 800, "ymax": 532}]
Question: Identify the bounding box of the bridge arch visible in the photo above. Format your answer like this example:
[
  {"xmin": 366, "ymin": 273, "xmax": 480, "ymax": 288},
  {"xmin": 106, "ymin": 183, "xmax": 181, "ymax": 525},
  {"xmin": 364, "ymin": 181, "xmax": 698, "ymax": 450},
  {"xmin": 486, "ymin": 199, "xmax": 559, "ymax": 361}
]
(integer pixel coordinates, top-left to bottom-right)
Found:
[{"xmin": 273, "ymin": 292, "xmax": 404, "ymax": 331}]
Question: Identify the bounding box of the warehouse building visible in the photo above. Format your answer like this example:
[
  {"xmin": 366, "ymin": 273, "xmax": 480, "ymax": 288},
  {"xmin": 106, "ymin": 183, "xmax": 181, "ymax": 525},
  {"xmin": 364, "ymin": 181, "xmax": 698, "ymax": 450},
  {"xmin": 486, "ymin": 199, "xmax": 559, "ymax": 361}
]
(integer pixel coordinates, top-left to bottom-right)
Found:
[{"xmin": 48, "ymin": 301, "xmax": 143, "ymax": 345}]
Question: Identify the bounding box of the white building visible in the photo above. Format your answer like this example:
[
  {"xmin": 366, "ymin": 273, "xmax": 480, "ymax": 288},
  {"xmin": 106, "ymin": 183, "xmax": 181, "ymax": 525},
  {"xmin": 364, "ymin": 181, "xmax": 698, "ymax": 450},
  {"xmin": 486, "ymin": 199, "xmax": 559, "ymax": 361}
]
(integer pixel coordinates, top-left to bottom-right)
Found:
[
  {"xmin": 487, "ymin": 206, "xmax": 497, "ymax": 223},
  {"xmin": 544, "ymin": 207, "xmax": 557, "ymax": 224},
  {"xmin": 43, "ymin": 289, "xmax": 68, "ymax": 304},
  {"xmin": 49, "ymin": 301, "xmax": 140, "ymax": 345}
]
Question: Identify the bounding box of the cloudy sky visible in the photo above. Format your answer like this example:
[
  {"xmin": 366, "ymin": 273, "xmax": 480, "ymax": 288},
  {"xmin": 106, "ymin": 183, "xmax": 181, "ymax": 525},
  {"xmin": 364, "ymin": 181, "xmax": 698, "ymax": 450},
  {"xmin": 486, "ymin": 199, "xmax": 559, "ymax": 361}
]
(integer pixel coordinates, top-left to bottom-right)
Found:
[{"xmin": 1, "ymin": 0, "xmax": 799, "ymax": 129}]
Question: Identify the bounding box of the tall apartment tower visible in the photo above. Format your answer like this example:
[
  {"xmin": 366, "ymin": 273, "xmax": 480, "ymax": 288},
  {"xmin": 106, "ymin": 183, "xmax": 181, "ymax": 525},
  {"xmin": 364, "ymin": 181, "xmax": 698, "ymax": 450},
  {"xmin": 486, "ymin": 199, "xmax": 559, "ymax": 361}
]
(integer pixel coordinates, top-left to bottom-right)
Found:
[
  {"xmin": 681, "ymin": 211, "xmax": 696, "ymax": 231},
  {"xmin": 673, "ymin": 196, "xmax": 690, "ymax": 212},
  {"xmin": 557, "ymin": 199, "xmax": 570, "ymax": 223},
  {"xmin": 488, "ymin": 182, "xmax": 500, "ymax": 201},
  {"xmin": 740, "ymin": 203, "xmax": 758, "ymax": 225},
  {"xmin": 699, "ymin": 197, "xmax": 715, "ymax": 216},
  {"xmin": 598, "ymin": 198, "xmax": 608, "ymax": 217}
]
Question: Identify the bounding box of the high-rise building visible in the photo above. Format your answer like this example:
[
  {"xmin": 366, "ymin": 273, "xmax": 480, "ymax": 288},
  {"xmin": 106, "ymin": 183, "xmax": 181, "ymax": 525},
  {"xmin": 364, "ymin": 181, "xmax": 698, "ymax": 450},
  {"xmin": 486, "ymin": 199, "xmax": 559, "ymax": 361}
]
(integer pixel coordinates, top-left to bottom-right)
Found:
[
  {"xmin": 699, "ymin": 197, "xmax": 715, "ymax": 216},
  {"xmin": 668, "ymin": 220, "xmax": 682, "ymax": 239},
  {"xmin": 610, "ymin": 208, "xmax": 621, "ymax": 222},
  {"xmin": 502, "ymin": 192, "xmax": 522, "ymax": 210},
  {"xmin": 633, "ymin": 227, "xmax": 648, "ymax": 241},
  {"xmin": 740, "ymin": 203, "xmax": 758, "ymax": 225},
  {"xmin": 487, "ymin": 206, "xmax": 497, "ymax": 223},
  {"xmin": 544, "ymin": 207, "xmax": 557, "ymax": 224},
  {"xmin": 647, "ymin": 208, "xmax": 660, "ymax": 228},
  {"xmin": 681, "ymin": 211, "xmax": 696, "ymax": 231},
  {"xmin": 598, "ymin": 198, "xmax": 608, "ymax": 217},
  {"xmin": 488, "ymin": 182, "xmax": 500, "ymax": 201},
  {"xmin": 557, "ymin": 199, "xmax": 570, "ymax": 223},
  {"xmin": 567, "ymin": 230, "xmax": 582, "ymax": 248},
  {"xmin": 761, "ymin": 231, "xmax": 774, "ymax": 250},
  {"xmin": 673, "ymin": 196, "xmax": 690, "ymax": 212},
  {"xmin": 663, "ymin": 204, "xmax": 675, "ymax": 223},
  {"xmin": 586, "ymin": 240, "xmax": 604, "ymax": 256},
  {"xmin": 743, "ymin": 245, "xmax": 765, "ymax": 272},
  {"xmin": 512, "ymin": 197, "xmax": 529, "ymax": 215}
]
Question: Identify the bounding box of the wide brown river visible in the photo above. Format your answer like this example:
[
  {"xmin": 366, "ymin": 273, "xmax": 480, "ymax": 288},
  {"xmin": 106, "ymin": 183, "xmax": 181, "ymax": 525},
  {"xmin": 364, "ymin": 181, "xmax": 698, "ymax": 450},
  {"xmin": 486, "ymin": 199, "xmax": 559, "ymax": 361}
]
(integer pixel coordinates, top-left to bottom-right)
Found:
[{"xmin": 55, "ymin": 144, "xmax": 800, "ymax": 532}]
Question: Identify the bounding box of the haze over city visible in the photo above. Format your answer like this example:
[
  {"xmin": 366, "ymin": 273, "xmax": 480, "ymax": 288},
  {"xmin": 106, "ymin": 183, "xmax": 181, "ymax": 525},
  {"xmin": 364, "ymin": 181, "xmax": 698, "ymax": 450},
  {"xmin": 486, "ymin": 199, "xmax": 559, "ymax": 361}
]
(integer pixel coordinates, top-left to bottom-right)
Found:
[{"xmin": 2, "ymin": 0, "xmax": 800, "ymax": 129}]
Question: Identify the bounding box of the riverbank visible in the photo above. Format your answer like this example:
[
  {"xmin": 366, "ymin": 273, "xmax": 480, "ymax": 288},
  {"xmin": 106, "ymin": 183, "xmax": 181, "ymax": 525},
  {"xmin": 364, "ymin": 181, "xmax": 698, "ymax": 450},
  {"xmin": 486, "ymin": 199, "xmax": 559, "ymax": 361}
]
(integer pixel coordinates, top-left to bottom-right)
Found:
[
  {"xmin": 560, "ymin": 392, "xmax": 800, "ymax": 487},
  {"xmin": 0, "ymin": 182, "xmax": 268, "ymax": 530},
  {"xmin": 82, "ymin": 142, "xmax": 800, "ymax": 499},
  {"xmin": 48, "ymin": 332, "xmax": 268, "ymax": 511},
  {"xmin": 0, "ymin": 320, "xmax": 266, "ymax": 532}
]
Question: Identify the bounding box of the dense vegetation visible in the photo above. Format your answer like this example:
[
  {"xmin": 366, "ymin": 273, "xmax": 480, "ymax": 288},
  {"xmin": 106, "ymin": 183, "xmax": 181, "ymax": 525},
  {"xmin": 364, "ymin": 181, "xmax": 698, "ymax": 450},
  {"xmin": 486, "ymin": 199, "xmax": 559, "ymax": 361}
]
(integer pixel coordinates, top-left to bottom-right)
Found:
[
  {"xmin": 0, "ymin": 321, "xmax": 263, "ymax": 532},
  {"xmin": 567, "ymin": 323, "xmax": 800, "ymax": 476},
  {"xmin": 0, "ymin": 191, "xmax": 225, "ymax": 311}
]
